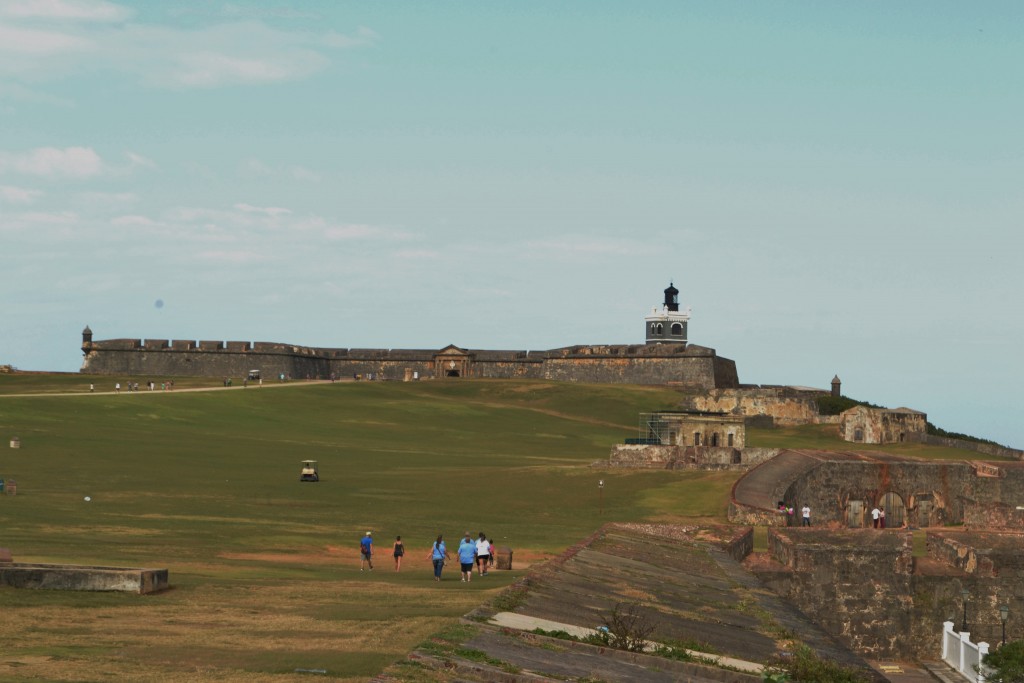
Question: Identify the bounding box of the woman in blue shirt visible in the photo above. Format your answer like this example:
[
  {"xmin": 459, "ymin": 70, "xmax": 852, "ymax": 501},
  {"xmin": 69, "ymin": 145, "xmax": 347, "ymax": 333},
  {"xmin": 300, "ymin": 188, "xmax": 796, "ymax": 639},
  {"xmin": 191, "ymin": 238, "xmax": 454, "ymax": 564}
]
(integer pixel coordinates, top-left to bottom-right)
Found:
[
  {"xmin": 427, "ymin": 535, "xmax": 449, "ymax": 582},
  {"xmin": 457, "ymin": 533, "xmax": 476, "ymax": 583}
]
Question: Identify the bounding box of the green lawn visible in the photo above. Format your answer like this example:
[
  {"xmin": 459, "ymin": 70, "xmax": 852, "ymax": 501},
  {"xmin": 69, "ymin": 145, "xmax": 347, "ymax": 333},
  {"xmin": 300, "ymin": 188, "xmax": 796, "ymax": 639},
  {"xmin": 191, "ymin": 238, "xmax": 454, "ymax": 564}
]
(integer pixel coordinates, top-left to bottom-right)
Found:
[
  {"xmin": 0, "ymin": 376, "xmax": 989, "ymax": 680},
  {"xmin": 0, "ymin": 376, "xmax": 724, "ymax": 681}
]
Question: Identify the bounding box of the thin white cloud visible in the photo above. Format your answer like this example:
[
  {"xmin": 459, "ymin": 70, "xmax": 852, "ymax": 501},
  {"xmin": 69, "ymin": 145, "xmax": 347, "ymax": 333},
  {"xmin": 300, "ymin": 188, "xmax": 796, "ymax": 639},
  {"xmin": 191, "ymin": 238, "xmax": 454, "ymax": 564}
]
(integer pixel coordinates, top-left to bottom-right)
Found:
[
  {"xmin": 0, "ymin": 0, "xmax": 131, "ymax": 21},
  {"xmin": 323, "ymin": 26, "xmax": 379, "ymax": 48},
  {"xmin": 0, "ymin": 24, "xmax": 91, "ymax": 55},
  {"xmin": 110, "ymin": 214, "xmax": 158, "ymax": 227},
  {"xmin": 234, "ymin": 203, "xmax": 291, "ymax": 217},
  {"xmin": 125, "ymin": 151, "xmax": 155, "ymax": 170},
  {"xmin": 242, "ymin": 158, "xmax": 272, "ymax": 176},
  {"xmin": 0, "ymin": 146, "xmax": 103, "ymax": 177},
  {"xmin": 195, "ymin": 249, "xmax": 264, "ymax": 264},
  {"xmin": 0, "ymin": 185, "xmax": 43, "ymax": 204},
  {"xmin": 169, "ymin": 50, "xmax": 318, "ymax": 88},
  {"xmin": 289, "ymin": 165, "xmax": 321, "ymax": 183}
]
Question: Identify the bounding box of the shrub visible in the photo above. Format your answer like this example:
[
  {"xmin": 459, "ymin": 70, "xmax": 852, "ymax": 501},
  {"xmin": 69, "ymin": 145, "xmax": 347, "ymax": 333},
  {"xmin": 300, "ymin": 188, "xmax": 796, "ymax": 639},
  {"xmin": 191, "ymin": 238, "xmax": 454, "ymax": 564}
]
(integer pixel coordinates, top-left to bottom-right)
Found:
[
  {"xmin": 762, "ymin": 645, "xmax": 872, "ymax": 683},
  {"xmin": 982, "ymin": 640, "xmax": 1024, "ymax": 682}
]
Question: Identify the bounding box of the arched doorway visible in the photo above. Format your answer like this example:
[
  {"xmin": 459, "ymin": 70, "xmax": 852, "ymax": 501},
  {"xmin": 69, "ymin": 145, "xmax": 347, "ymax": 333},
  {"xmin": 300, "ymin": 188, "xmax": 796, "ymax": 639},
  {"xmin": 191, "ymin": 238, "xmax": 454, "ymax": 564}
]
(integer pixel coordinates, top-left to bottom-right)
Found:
[
  {"xmin": 880, "ymin": 492, "xmax": 906, "ymax": 528},
  {"xmin": 446, "ymin": 369, "xmax": 460, "ymax": 377}
]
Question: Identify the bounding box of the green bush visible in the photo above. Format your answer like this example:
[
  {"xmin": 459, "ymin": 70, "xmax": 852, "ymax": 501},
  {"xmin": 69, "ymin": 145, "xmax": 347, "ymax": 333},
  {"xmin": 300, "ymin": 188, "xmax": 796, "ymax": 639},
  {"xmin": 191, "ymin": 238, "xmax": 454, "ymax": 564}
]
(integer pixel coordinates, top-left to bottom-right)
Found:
[
  {"xmin": 814, "ymin": 395, "xmax": 885, "ymax": 416},
  {"xmin": 762, "ymin": 645, "xmax": 872, "ymax": 683},
  {"xmin": 982, "ymin": 640, "xmax": 1024, "ymax": 682},
  {"xmin": 927, "ymin": 421, "xmax": 1000, "ymax": 446}
]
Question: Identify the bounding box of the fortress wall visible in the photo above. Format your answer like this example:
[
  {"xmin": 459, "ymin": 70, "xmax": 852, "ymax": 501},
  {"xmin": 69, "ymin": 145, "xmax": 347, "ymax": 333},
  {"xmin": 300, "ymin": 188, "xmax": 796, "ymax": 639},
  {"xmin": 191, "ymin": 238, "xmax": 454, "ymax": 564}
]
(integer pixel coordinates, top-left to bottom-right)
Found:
[
  {"xmin": 473, "ymin": 359, "xmax": 545, "ymax": 379},
  {"xmin": 82, "ymin": 347, "xmax": 332, "ymax": 379},
  {"xmin": 907, "ymin": 433, "xmax": 1024, "ymax": 460},
  {"xmin": 784, "ymin": 461, "xmax": 971, "ymax": 527},
  {"xmin": 764, "ymin": 529, "xmax": 915, "ymax": 657},
  {"xmin": 541, "ymin": 355, "xmax": 731, "ymax": 388},
  {"xmin": 199, "ymin": 341, "xmax": 224, "ymax": 351},
  {"xmin": 143, "ymin": 339, "xmax": 169, "ymax": 350},
  {"xmin": 225, "ymin": 341, "xmax": 252, "ymax": 352},
  {"xmin": 328, "ymin": 358, "xmax": 433, "ymax": 381},
  {"xmin": 684, "ymin": 387, "xmax": 822, "ymax": 425},
  {"xmin": 171, "ymin": 340, "xmax": 196, "ymax": 350}
]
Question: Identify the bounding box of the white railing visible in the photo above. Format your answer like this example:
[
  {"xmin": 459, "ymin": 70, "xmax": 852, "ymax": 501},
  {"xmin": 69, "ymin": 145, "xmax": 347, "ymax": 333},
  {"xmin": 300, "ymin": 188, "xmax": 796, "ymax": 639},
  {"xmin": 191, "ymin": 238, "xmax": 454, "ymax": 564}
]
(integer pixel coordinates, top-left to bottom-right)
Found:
[{"xmin": 942, "ymin": 621, "xmax": 992, "ymax": 682}]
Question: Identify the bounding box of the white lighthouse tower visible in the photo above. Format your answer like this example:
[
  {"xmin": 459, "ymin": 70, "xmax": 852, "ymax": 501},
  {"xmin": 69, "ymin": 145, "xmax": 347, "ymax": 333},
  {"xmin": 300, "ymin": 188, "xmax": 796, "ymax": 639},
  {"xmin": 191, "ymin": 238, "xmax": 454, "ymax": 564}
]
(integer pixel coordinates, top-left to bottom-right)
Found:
[{"xmin": 645, "ymin": 283, "xmax": 690, "ymax": 345}]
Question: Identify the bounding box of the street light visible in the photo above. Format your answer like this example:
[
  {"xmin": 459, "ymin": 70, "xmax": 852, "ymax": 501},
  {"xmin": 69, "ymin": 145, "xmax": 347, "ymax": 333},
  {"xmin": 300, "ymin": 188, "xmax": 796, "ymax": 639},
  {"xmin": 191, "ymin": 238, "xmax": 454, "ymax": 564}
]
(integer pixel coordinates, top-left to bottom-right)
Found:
[
  {"xmin": 961, "ymin": 589, "xmax": 970, "ymax": 633},
  {"xmin": 1000, "ymin": 605, "xmax": 1009, "ymax": 647},
  {"xmin": 598, "ymin": 480, "xmax": 605, "ymax": 516}
]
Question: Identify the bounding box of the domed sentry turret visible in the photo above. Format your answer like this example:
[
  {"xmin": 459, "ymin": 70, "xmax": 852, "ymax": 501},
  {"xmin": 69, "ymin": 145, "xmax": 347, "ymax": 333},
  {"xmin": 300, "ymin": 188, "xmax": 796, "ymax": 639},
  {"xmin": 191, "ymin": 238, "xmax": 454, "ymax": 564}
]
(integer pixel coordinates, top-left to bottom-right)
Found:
[
  {"xmin": 831, "ymin": 375, "xmax": 842, "ymax": 398},
  {"xmin": 82, "ymin": 325, "xmax": 93, "ymax": 354},
  {"xmin": 664, "ymin": 283, "xmax": 679, "ymax": 312},
  {"xmin": 646, "ymin": 283, "xmax": 690, "ymax": 345}
]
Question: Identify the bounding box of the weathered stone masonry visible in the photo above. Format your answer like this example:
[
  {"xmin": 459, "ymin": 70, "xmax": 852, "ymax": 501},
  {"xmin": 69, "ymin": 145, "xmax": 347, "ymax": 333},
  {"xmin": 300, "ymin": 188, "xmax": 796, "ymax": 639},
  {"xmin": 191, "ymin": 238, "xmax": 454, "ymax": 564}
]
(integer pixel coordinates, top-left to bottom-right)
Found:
[{"xmin": 80, "ymin": 334, "xmax": 740, "ymax": 389}]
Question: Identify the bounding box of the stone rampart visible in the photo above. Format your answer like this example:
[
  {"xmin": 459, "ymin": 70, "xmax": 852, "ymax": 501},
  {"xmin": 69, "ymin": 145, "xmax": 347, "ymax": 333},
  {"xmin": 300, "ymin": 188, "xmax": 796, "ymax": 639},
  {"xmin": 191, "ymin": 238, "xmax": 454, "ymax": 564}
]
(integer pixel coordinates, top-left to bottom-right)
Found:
[
  {"xmin": 908, "ymin": 433, "xmax": 1024, "ymax": 460},
  {"xmin": 683, "ymin": 386, "xmax": 824, "ymax": 426},
  {"xmin": 763, "ymin": 529, "xmax": 914, "ymax": 656},
  {"xmin": 81, "ymin": 336, "xmax": 738, "ymax": 388}
]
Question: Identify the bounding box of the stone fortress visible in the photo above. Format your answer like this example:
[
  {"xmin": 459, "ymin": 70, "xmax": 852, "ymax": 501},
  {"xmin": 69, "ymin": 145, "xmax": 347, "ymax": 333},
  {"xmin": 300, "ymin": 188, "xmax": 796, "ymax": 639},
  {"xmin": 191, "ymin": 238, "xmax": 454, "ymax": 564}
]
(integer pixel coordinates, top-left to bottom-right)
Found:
[{"xmin": 79, "ymin": 284, "xmax": 738, "ymax": 388}]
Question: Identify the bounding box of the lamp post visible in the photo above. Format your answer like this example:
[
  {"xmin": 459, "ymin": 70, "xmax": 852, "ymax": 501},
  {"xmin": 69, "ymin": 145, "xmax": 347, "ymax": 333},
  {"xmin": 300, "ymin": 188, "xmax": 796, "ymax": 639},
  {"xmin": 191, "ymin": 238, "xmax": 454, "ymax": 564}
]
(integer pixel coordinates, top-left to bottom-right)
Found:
[
  {"xmin": 961, "ymin": 589, "xmax": 970, "ymax": 633},
  {"xmin": 598, "ymin": 480, "xmax": 604, "ymax": 516},
  {"xmin": 1000, "ymin": 604, "xmax": 1009, "ymax": 647}
]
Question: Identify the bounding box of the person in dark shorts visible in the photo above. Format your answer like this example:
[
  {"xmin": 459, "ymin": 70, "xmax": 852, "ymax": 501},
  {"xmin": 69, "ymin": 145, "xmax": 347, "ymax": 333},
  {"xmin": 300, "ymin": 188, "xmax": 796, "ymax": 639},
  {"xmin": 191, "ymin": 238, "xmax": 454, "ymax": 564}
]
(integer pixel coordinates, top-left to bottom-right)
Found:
[
  {"xmin": 457, "ymin": 532, "xmax": 476, "ymax": 582},
  {"xmin": 475, "ymin": 532, "xmax": 490, "ymax": 576},
  {"xmin": 393, "ymin": 535, "xmax": 405, "ymax": 571}
]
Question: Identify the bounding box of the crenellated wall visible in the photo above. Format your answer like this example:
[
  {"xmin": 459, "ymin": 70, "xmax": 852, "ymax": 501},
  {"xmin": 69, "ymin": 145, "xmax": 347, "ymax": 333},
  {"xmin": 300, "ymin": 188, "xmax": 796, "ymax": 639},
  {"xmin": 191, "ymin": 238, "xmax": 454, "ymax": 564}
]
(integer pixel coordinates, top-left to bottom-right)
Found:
[{"xmin": 80, "ymin": 336, "xmax": 738, "ymax": 388}]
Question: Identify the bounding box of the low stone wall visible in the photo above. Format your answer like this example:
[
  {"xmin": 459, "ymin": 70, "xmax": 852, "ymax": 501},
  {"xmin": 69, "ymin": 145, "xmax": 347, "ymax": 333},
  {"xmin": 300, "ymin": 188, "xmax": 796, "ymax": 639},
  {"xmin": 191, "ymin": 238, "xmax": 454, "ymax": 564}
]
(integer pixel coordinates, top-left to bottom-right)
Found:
[
  {"xmin": 908, "ymin": 433, "xmax": 1024, "ymax": 460},
  {"xmin": 723, "ymin": 527, "xmax": 754, "ymax": 562},
  {"xmin": 0, "ymin": 563, "xmax": 169, "ymax": 593}
]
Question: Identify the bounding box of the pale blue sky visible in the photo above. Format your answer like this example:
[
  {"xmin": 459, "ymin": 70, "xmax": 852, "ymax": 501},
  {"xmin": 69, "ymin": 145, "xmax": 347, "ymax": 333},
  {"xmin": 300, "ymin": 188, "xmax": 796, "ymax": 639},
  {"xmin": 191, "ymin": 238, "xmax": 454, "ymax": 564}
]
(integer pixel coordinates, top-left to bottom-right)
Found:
[{"xmin": 1, "ymin": 1, "xmax": 1021, "ymax": 447}]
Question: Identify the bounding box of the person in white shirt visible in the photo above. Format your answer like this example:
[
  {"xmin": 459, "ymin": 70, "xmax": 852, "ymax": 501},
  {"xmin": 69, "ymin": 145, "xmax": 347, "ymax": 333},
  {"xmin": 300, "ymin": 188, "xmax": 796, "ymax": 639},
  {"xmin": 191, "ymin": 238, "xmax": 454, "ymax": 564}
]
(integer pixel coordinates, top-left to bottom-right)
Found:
[
  {"xmin": 475, "ymin": 533, "xmax": 491, "ymax": 576},
  {"xmin": 871, "ymin": 506, "xmax": 881, "ymax": 528},
  {"xmin": 801, "ymin": 504, "xmax": 811, "ymax": 527}
]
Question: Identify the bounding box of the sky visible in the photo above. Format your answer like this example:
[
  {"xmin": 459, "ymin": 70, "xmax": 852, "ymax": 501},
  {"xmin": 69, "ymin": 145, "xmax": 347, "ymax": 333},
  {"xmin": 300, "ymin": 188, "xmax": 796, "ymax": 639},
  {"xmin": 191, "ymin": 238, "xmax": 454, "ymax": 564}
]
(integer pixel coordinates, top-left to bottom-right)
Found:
[{"xmin": 1, "ymin": 1, "xmax": 1022, "ymax": 448}]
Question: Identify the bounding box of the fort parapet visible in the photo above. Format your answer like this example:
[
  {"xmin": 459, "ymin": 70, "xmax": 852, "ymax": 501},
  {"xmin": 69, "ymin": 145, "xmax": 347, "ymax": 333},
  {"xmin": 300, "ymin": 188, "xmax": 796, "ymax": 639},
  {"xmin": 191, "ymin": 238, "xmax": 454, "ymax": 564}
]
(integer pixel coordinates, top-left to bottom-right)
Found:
[{"xmin": 80, "ymin": 334, "xmax": 739, "ymax": 389}]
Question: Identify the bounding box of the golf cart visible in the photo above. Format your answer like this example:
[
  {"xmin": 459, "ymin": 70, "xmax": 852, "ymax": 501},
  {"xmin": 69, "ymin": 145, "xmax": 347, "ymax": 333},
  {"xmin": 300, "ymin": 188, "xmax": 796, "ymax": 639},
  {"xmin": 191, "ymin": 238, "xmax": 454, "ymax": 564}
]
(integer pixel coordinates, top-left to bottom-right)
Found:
[{"xmin": 300, "ymin": 460, "xmax": 319, "ymax": 482}]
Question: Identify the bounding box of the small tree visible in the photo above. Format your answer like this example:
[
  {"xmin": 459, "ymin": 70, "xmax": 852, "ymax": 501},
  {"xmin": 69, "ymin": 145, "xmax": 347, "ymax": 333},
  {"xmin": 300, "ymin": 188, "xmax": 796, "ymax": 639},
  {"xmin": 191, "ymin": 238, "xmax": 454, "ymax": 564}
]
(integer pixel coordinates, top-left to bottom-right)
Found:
[
  {"xmin": 983, "ymin": 640, "xmax": 1024, "ymax": 683},
  {"xmin": 588, "ymin": 602, "xmax": 656, "ymax": 652}
]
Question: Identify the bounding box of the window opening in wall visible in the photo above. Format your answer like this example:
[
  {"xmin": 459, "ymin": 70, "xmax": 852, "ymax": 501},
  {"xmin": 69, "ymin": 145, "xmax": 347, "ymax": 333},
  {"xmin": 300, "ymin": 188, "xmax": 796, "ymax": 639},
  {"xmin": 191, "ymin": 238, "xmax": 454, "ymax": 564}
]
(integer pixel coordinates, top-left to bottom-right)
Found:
[
  {"xmin": 671, "ymin": 322, "xmax": 682, "ymax": 335},
  {"xmin": 854, "ymin": 428, "xmax": 863, "ymax": 442},
  {"xmin": 727, "ymin": 433, "xmax": 734, "ymax": 447},
  {"xmin": 900, "ymin": 432, "xmax": 906, "ymax": 442},
  {"xmin": 711, "ymin": 433, "xmax": 719, "ymax": 447},
  {"xmin": 693, "ymin": 432, "xmax": 701, "ymax": 446},
  {"xmin": 656, "ymin": 323, "xmax": 664, "ymax": 334}
]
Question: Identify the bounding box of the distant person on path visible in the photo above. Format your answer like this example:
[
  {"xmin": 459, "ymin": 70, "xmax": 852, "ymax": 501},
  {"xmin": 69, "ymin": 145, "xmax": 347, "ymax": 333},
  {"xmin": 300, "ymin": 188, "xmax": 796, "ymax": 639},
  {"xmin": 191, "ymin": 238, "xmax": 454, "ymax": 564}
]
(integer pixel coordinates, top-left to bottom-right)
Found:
[
  {"xmin": 428, "ymin": 535, "xmax": 449, "ymax": 582},
  {"xmin": 488, "ymin": 537, "xmax": 496, "ymax": 569},
  {"xmin": 879, "ymin": 507, "xmax": 886, "ymax": 529},
  {"xmin": 475, "ymin": 533, "xmax": 491, "ymax": 576},
  {"xmin": 458, "ymin": 532, "xmax": 476, "ymax": 583},
  {"xmin": 393, "ymin": 536, "xmax": 405, "ymax": 571},
  {"xmin": 360, "ymin": 532, "xmax": 374, "ymax": 571},
  {"xmin": 115, "ymin": 382, "xmax": 120, "ymax": 394},
  {"xmin": 89, "ymin": 383, "xmax": 94, "ymax": 392},
  {"xmin": 801, "ymin": 504, "xmax": 811, "ymax": 527},
  {"xmin": 871, "ymin": 506, "xmax": 881, "ymax": 528}
]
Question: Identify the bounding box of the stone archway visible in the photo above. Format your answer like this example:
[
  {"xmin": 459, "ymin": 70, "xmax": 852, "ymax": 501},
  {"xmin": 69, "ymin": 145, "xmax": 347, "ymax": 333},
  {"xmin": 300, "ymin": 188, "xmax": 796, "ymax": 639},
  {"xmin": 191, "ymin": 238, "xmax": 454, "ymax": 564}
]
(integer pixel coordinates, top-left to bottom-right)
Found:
[
  {"xmin": 880, "ymin": 491, "xmax": 907, "ymax": 528},
  {"xmin": 846, "ymin": 500, "xmax": 868, "ymax": 528}
]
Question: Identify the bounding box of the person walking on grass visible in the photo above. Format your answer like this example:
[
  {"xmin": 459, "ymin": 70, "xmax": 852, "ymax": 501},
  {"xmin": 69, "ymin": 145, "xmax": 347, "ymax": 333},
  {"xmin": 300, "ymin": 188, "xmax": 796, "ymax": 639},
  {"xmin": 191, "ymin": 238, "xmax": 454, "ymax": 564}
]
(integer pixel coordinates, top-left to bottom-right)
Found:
[
  {"xmin": 458, "ymin": 532, "xmax": 476, "ymax": 583},
  {"xmin": 428, "ymin": 534, "xmax": 449, "ymax": 582},
  {"xmin": 393, "ymin": 535, "xmax": 405, "ymax": 571},
  {"xmin": 801, "ymin": 504, "xmax": 811, "ymax": 527},
  {"xmin": 360, "ymin": 531, "xmax": 374, "ymax": 571},
  {"xmin": 475, "ymin": 532, "xmax": 491, "ymax": 576}
]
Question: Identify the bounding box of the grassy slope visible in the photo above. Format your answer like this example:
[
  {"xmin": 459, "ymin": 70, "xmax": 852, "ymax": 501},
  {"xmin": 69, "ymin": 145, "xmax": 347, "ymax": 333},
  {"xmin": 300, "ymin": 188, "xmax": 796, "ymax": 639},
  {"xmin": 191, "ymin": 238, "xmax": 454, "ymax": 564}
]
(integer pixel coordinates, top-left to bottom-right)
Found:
[
  {"xmin": 0, "ymin": 376, "xmax": 990, "ymax": 680},
  {"xmin": 0, "ymin": 377, "xmax": 736, "ymax": 681}
]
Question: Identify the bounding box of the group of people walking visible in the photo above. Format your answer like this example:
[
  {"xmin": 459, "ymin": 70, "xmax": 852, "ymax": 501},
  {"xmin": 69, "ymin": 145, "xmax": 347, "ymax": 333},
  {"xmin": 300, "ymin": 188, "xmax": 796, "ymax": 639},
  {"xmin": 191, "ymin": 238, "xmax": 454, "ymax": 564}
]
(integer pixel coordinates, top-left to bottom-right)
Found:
[
  {"xmin": 358, "ymin": 531, "xmax": 496, "ymax": 582},
  {"xmin": 428, "ymin": 532, "xmax": 495, "ymax": 582}
]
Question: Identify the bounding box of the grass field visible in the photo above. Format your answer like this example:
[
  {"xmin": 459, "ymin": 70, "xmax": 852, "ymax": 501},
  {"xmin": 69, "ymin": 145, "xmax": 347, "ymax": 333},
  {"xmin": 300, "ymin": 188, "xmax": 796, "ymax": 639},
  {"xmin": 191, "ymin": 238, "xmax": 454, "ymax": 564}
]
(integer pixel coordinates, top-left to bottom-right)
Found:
[{"xmin": 0, "ymin": 376, "xmax": 984, "ymax": 680}]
